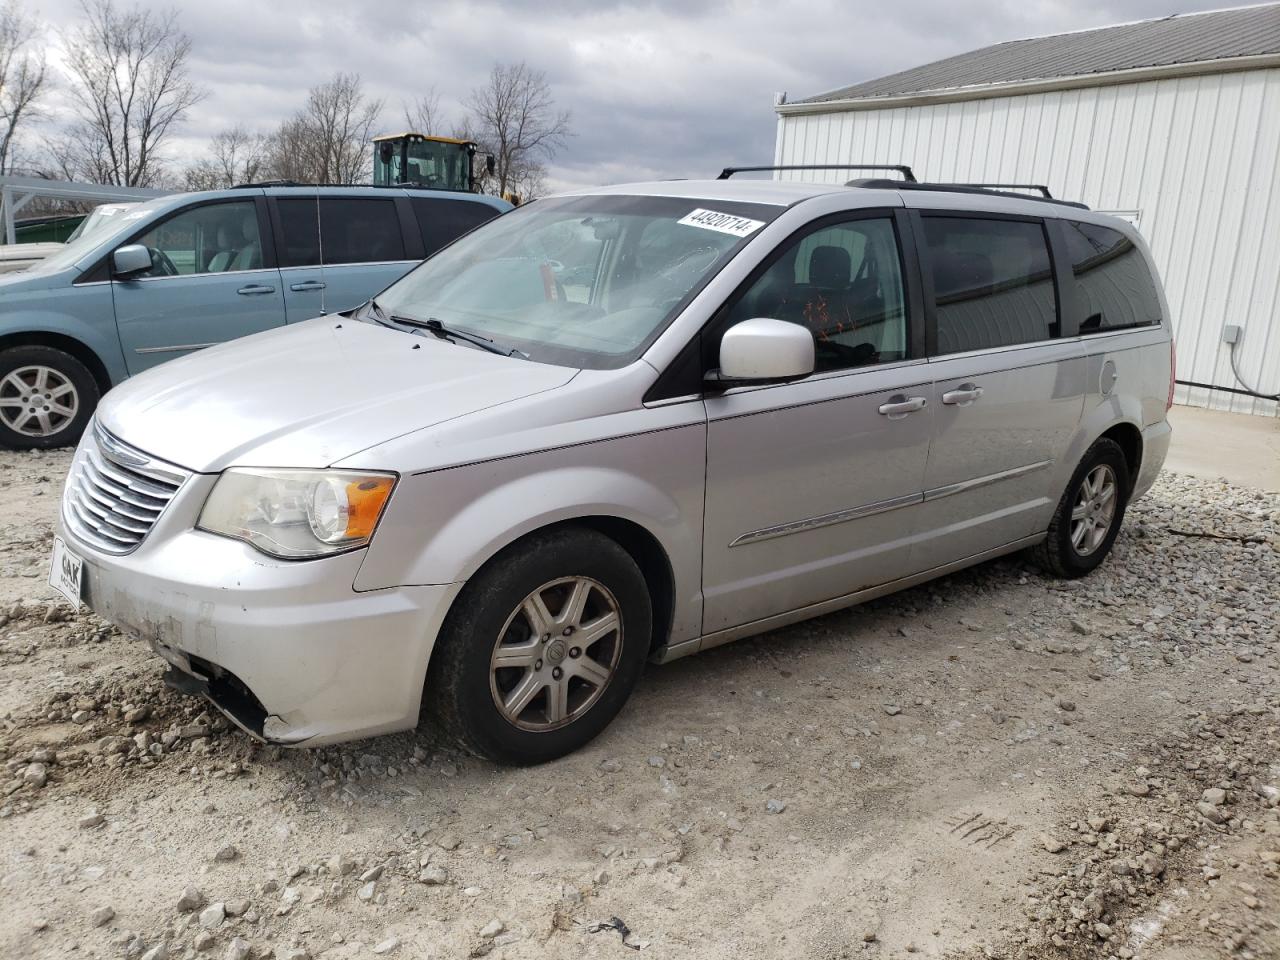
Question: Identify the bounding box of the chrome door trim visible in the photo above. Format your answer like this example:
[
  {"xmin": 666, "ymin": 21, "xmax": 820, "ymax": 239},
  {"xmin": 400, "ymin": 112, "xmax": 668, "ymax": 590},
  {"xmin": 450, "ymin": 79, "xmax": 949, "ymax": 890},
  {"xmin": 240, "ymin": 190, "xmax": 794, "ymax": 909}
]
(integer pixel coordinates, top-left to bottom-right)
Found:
[
  {"xmin": 134, "ymin": 343, "xmax": 217, "ymax": 355},
  {"xmin": 712, "ymin": 356, "xmax": 930, "ymax": 400},
  {"xmin": 698, "ymin": 532, "xmax": 1046, "ymax": 653},
  {"xmin": 116, "ymin": 267, "xmax": 280, "ymax": 284},
  {"xmin": 923, "ymin": 459, "xmax": 1052, "ymax": 502},
  {"xmin": 729, "ymin": 491, "xmax": 922, "ymax": 547}
]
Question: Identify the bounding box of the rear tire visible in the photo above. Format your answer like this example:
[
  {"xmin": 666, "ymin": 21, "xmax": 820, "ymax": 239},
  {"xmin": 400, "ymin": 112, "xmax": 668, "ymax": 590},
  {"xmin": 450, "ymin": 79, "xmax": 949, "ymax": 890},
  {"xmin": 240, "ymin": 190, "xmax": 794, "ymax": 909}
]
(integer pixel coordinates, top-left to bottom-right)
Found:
[
  {"xmin": 424, "ymin": 527, "xmax": 652, "ymax": 765},
  {"xmin": 1032, "ymin": 438, "xmax": 1130, "ymax": 578},
  {"xmin": 0, "ymin": 346, "xmax": 99, "ymax": 450}
]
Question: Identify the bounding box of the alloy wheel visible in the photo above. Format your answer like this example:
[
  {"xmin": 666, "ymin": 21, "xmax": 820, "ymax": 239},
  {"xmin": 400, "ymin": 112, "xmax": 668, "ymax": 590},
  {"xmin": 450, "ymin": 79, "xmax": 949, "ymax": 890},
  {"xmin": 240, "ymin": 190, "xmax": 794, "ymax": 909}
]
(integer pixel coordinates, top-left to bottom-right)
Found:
[
  {"xmin": 0, "ymin": 365, "xmax": 79, "ymax": 438},
  {"xmin": 1070, "ymin": 464, "xmax": 1117, "ymax": 557},
  {"xmin": 489, "ymin": 576, "xmax": 623, "ymax": 731}
]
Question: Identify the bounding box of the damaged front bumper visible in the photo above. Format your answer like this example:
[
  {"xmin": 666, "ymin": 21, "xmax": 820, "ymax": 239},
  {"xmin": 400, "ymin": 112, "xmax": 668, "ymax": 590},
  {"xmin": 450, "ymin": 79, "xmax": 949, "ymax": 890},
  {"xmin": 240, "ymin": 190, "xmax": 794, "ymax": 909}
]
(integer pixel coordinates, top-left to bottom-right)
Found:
[{"xmin": 60, "ymin": 508, "xmax": 461, "ymax": 747}]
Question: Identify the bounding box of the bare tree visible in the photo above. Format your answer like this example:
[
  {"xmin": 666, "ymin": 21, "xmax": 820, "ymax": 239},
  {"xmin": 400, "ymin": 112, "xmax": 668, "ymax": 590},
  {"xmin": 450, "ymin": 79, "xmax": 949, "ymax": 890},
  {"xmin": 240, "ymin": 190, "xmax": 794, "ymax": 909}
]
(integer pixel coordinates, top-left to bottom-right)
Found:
[
  {"xmin": 0, "ymin": 0, "xmax": 48, "ymax": 174},
  {"xmin": 56, "ymin": 0, "xmax": 205, "ymax": 186},
  {"xmin": 184, "ymin": 126, "xmax": 269, "ymax": 190},
  {"xmin": 263, "ymin": 116, "xmax": 315, "ymax": 183},
  {"xmin": 464, "ymin": 62, "xmax": 570, "ymax": 199},
  {"xmin": 403, "ymin": 88, "xmax": 441, "ymax": 135},
  {"xmin": 264, "ymin": 73, "xmax": 382, "ymax": 184}
]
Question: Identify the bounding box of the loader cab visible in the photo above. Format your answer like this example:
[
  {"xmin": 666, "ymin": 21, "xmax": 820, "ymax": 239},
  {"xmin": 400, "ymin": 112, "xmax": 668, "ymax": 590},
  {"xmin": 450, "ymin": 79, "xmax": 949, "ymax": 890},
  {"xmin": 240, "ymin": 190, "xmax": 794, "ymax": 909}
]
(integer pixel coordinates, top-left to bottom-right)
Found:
[{"xmin": 373, "ymin": 133, "xmax": 494, "ymax": 193}]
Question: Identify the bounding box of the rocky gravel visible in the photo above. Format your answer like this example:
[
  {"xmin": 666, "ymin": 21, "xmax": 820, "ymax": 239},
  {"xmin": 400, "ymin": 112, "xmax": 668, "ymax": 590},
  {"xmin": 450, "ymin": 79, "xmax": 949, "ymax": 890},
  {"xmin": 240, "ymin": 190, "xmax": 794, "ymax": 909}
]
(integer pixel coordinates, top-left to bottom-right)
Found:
[{"xmin": 0, "ymin": 448, "xmax": 1276, "ymax": 959}]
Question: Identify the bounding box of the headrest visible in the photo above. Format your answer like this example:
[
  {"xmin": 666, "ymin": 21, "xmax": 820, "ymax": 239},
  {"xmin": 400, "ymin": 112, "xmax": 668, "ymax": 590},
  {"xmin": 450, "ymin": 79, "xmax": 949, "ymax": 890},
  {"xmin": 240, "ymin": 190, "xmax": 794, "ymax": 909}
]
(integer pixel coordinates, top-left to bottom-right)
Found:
[{"xmin": 808, "ymin": 245, "xmax": 851, "ymax": 288}]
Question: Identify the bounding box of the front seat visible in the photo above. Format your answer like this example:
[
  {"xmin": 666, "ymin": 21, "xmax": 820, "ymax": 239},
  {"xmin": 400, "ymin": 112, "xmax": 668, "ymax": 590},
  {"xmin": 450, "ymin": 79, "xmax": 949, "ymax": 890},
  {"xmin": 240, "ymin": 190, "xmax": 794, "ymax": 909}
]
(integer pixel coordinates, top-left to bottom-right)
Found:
[
  {"xmin": 206, "ymin": 226, "xmax": 238, "ymax": 272},
  {"xmin": 228, "ymin": 215, "xmax": 262, "ymax": 271},
  {"xmin": 803, "ymin": 245, "xmax": 856, "ymax": 335},
  {"xmin": 808, "ymin": 245, "xmax": 851, "ymax": 292}
]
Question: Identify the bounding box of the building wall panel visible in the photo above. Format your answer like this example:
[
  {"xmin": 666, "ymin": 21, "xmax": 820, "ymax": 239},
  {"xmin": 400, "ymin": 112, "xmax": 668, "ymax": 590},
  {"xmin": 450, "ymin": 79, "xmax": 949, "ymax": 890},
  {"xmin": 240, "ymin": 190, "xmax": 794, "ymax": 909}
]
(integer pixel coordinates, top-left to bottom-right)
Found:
[{"xmin": 776, "ymin": 68, "xmax": 1280, "ymax": 415}]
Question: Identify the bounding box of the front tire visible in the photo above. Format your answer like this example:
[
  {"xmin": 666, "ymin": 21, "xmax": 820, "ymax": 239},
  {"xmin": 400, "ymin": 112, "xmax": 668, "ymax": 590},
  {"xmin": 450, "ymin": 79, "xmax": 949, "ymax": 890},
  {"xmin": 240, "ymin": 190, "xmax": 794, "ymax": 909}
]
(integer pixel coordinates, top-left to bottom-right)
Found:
[
  {"xmin": 1032, "ymin": 438, "xmax": 1130, "ymax": 578},
  {"xmin": 0, "ymin": 346, "xmax": 99, "ymax": 450},
  {"xmin": 425, "ymin": 527, "xmax": 652, "ymax": 764}
]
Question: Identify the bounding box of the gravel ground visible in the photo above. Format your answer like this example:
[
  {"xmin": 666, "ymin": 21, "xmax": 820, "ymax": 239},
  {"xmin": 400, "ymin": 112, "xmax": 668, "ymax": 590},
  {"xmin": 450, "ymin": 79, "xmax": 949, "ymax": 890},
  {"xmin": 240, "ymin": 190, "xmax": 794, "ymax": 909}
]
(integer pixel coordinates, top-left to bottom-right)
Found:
[{"xmin": 0, "ymin": 447, "xmax": 1277, "ymax": 960}]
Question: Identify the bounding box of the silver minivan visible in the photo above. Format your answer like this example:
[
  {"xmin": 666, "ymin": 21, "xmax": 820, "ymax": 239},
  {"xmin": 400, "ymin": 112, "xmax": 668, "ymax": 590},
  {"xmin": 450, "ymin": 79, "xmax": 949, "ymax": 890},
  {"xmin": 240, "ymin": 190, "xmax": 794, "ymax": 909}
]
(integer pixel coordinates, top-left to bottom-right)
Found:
[{"xmin": 51, "ymin": 176, "xmax": 1174, "ymax": 763}]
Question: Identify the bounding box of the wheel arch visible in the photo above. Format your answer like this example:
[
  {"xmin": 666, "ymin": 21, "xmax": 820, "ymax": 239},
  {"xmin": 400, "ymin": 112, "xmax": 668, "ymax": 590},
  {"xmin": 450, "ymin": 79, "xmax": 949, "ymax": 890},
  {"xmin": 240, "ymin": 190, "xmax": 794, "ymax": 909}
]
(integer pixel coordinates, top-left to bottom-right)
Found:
[
  {"xmin": 445, "ymin": 514, "xmax": 678, "ymax": 657},
  {"xmin": 1098, "ymin": 420, "xmax": 1143, "ymax": 492},
  {"xmin": 0, "ymin": 330, "xmax": 114, "ymax": 396}
]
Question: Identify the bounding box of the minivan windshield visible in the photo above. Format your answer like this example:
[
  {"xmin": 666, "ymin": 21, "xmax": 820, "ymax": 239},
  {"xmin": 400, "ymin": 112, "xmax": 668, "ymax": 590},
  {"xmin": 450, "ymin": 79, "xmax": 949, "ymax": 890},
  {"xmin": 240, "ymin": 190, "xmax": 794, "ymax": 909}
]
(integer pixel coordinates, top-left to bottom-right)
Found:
[
  {"xmin": 369, "ymin": 194, "xmax": 780, "ymax": 369},
  {"xmin": 30, "ymin": 197, "xmax": 171, "ymax": 276}
]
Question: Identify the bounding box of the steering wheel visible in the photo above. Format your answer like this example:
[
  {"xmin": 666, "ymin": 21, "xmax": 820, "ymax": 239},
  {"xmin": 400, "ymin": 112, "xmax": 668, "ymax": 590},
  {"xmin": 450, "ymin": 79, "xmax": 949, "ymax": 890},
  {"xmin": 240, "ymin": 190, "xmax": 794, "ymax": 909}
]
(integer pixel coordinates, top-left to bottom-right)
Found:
[{"xmin": 148, "ymin": 248, "xmax": 178, "ymax": 277}]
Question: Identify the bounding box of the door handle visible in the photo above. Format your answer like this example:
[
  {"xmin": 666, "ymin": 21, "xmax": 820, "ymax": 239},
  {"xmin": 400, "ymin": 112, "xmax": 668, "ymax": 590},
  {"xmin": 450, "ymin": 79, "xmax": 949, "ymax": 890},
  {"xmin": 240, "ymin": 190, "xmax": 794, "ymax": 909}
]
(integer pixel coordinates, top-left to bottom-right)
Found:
[
  {"xmin": 237, "ymin": 284, "xmax": 276, "ymax": 296},
  {"xmin": 289, "ymin": 280, "xmax": 327, "ymax": 292},
  {"xmin": 941, "ymin": 383, "xmax": 985, "ymax": 405},
  {"xmin": 878, "ymin": 395, "xmax": 928, "ymax": 418}
]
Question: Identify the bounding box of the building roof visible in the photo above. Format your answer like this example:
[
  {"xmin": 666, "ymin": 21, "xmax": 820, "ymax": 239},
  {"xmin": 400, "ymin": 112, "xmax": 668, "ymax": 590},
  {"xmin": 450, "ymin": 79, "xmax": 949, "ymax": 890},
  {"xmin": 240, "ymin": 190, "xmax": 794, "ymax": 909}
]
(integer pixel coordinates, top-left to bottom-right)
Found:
[{"xmin": 795, "ymin": 3, "xmax": 1280, "ymax": 105}]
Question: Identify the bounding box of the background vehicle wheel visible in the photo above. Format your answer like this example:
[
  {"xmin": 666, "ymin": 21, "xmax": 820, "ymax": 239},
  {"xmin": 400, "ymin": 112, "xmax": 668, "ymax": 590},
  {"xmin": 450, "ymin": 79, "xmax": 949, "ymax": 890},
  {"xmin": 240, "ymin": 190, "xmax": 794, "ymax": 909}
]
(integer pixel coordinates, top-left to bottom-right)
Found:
[
  {"xmin": 425, "ymin": 527, "xmax": 652, "ymax": 764},
  {"xmin": 0, "ymin": 346, "xmax": 99, "ymax": 450},
  {"xmin": 1032, "ymin": 438, "xmax": 1130, "ymax": 578}
]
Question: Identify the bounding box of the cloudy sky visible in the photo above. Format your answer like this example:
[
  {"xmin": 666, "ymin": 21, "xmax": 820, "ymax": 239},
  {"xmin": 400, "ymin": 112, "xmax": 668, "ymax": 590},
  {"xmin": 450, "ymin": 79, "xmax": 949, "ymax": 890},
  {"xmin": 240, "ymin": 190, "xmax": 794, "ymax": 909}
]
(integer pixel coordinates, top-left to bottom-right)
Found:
[{"xmin": 28, "ymin": 0, "xmax": 1232, "ymax": 192}]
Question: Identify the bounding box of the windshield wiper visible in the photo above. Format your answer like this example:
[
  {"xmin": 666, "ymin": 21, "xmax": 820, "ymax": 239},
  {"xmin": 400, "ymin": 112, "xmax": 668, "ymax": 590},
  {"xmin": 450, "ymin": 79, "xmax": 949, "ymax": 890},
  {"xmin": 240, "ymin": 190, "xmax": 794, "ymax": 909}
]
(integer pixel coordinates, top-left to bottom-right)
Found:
[
  {"xmin": 366, "ymin": 299, "xmax": 528, "ymax": 359},
  {"xmin": 402, "ymin": 315, "xmax": 529, "ymax": 360}
]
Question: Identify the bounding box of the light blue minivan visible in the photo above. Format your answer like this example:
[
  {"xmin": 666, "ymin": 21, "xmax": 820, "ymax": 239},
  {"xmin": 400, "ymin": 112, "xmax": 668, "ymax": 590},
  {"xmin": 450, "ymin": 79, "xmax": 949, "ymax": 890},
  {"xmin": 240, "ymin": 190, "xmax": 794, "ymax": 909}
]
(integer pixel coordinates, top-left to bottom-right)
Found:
[{"xmin": 0, "ymin": 184, "xmax": 509, "ymax": 449}]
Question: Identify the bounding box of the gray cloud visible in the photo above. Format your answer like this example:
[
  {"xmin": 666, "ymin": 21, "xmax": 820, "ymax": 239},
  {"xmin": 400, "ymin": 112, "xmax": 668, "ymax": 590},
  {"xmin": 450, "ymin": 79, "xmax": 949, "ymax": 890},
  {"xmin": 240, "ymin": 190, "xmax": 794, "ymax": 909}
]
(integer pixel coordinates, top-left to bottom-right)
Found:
[{"xmin": 29, "ymin": 0, "xmax": 1226, "ymax": 191}]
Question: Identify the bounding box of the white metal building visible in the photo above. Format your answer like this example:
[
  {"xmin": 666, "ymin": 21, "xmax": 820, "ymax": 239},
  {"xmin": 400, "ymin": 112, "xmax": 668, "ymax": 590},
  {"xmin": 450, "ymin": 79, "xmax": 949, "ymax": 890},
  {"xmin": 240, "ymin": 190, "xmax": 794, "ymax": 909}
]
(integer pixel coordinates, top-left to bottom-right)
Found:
[{"xmin": 774, "ymin": 3, "xmax": 1280, "ymax": 416}]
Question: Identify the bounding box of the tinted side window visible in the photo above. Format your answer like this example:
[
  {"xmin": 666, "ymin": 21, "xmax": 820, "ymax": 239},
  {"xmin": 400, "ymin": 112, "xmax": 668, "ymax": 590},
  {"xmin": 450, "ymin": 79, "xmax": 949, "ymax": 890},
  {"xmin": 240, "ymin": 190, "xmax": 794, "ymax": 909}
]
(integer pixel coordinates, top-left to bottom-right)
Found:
[
  {"xmin": 321, "ymin": 198, "xmax": 405, "ymax": 265},
  {"xmin": 274, "ymin": 198, "xmax": 320, "ymax": 268},
  {"xmin": 923, "ymin": 216, "xmax": 1058, "ymax": 355},
  {"xmin": 412, "ymin": 198, "xmax": 500, "ymax": 256},
  {"xmin": 133, "ymin": 201, "xmax": 262, "ymax": 277},
  {"xmin": 1062, "ymin": 221, "xmax": 1162, "ymax": 333},
  {"xmin": 721, "ymin": 216, "xmax": 909, "ymax": 373}
]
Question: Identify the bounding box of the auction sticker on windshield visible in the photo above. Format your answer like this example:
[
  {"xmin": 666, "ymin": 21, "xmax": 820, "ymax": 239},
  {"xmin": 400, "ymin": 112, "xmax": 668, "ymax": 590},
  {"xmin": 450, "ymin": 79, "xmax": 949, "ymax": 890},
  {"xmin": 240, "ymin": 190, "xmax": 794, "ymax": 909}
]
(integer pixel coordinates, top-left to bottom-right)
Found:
[
  {"xmin": 49, "ymin": 537, "xmax": 83, "ymax": 609},
  {"xmin": 677, "ymin": 209, "xmax": 765, "ymax": 238}
]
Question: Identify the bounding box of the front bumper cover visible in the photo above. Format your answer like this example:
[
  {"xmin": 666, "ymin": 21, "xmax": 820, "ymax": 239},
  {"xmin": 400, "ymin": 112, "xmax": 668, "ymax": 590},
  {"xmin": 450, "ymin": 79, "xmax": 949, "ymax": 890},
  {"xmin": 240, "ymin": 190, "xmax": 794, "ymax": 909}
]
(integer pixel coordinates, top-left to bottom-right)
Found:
[{"xmin": 64, "ymin": 516, "xmax": 461, "ymax": 747}]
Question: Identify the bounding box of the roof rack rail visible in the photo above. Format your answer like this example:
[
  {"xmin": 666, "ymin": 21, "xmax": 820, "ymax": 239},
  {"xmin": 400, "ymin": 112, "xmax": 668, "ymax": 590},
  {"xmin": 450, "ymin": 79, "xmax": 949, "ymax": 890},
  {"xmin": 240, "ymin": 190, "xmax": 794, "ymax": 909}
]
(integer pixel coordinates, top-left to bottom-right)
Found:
[
  {"xmin": 718, "ymin": 164, "xmax": 917, "ymax": 182},
  {"xmin": 846, "ymin": 178, "xmax": 1089, "ymax": 210},
  {"xmin": 231, "ymin": 179, "xmax": 303, "ymax": 188},
  {"xmin": 228, "ymin": 181, "xmax": 441, "ymax": 190},
  {"xmin": 955, "ymin": 182, "xmax": 1054, "ymax": 198}
]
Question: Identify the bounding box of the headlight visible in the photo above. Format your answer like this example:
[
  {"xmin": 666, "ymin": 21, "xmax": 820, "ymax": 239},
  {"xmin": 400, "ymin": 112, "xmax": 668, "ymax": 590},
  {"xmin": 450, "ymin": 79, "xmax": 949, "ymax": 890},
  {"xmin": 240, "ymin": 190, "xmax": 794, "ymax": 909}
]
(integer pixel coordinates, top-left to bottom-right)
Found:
[{"xmin": 197, "ymin": 468, "xmax": 397, "ymax": 559}]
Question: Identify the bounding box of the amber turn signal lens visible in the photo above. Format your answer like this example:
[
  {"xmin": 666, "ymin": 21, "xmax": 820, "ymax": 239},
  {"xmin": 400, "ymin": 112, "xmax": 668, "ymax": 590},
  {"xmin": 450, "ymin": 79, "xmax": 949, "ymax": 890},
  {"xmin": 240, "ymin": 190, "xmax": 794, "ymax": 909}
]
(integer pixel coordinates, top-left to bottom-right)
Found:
[{"xmin": 344, "ymin": 477, "xmax": 395, "ymax": 540}]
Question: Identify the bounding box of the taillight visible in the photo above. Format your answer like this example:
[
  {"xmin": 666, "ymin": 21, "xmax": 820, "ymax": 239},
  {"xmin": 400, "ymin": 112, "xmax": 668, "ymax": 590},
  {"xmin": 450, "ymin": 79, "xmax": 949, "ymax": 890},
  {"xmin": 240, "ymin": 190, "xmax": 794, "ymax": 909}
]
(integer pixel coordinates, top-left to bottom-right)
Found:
[{"xmin": 1166, "ymin": 337, "xmax": 1177, "ymax": 411}]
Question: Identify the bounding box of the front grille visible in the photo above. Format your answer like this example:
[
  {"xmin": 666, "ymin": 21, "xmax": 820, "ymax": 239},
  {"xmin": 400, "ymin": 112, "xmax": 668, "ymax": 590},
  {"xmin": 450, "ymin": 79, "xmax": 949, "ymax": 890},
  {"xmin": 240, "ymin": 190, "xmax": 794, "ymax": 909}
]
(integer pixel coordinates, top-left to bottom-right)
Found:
[{"xmin": 62, "ymin": 423, "xmax": 190, "ymax": 555}]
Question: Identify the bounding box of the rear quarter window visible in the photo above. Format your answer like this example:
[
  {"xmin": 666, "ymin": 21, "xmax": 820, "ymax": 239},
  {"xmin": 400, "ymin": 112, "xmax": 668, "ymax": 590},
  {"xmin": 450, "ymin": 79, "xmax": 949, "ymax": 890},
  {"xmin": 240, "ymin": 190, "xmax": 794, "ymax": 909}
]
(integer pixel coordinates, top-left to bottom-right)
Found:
[
  {"xmin": 1063, "ymin": 221, "xmax": 1162, "ymax": 333},
  {"xmin": 412, "ymin": 198, "xmax": 502, "ymax": 256}
]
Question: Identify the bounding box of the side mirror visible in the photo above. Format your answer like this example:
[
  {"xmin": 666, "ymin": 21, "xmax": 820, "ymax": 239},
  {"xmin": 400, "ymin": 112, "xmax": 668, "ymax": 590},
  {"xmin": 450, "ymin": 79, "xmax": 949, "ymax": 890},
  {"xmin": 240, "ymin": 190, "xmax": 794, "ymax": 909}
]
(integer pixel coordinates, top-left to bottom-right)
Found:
[
  {"xmin": 485, "ymin": 154, "xmax": 496, "ymax": 176},
  {"xmin": 709, "ymin": 318, "xmax": 815, "ymax": 386},
  {"xmin": 112, "ymin": 244, "xmax": 152, "ymax": 278}
]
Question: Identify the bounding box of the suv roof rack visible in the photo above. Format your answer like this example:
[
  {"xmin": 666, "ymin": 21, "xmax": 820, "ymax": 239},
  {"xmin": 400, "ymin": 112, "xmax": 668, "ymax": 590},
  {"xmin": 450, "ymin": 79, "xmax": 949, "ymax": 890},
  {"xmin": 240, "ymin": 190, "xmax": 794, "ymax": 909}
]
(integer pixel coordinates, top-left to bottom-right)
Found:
[
  {"xmin": 228, "ymin": 181, "xmax": 442, "ymax": 191},
  {"xmin": 955, "ymin": 182, "xmax": 1054, "ymax": 198},
  {"xmin": 718, "ymin": 164, "xmax": 917, "ymax": 182},
  {"xmin": 846, "ymin": 178, "xmax": 1089, "ymax": 210},
  {"xmin": 231, "ymin": 179, "xmax": 303, "ymax": 188}
]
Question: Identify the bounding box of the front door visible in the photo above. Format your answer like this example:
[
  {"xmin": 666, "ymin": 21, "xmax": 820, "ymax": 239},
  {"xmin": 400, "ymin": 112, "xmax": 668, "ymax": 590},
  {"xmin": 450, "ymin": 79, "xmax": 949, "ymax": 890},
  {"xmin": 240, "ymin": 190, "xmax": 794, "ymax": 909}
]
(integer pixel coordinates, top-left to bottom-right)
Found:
[
  {"xmin": 112, "ymin": 199, "xmax": 285, "ymax": 374},
  {"xmin": 912, "ymin": 213, "xmax": 1085, "ymax": 568},
  {"xmin": 701, "ymin": 212, "xmax": 933, "ymax": 635}
]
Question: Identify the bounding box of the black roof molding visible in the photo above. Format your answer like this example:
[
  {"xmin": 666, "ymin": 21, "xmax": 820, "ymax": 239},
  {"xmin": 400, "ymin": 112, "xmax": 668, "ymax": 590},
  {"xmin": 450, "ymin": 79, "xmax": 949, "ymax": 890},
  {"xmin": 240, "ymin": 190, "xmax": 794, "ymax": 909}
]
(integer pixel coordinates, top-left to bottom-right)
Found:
[
  {"xmin": 846, "ymin": 178, "xmax": 1090, "ymax": 210},
  {"xmin": 719, "ymin": 163, "xmax": 917, "ymax": 182}
]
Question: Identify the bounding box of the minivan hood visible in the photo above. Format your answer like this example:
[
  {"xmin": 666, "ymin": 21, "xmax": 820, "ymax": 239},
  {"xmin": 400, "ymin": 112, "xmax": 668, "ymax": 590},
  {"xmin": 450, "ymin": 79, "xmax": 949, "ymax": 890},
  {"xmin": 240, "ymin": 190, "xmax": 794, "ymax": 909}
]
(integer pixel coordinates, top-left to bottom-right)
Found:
[
  {"xmin": 0, "ymin": 266, "xmax": 61, "ymax": 291},
  {"xmin": 97, "ymin": 317, "xmax": 578, "ymax": 472}
]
